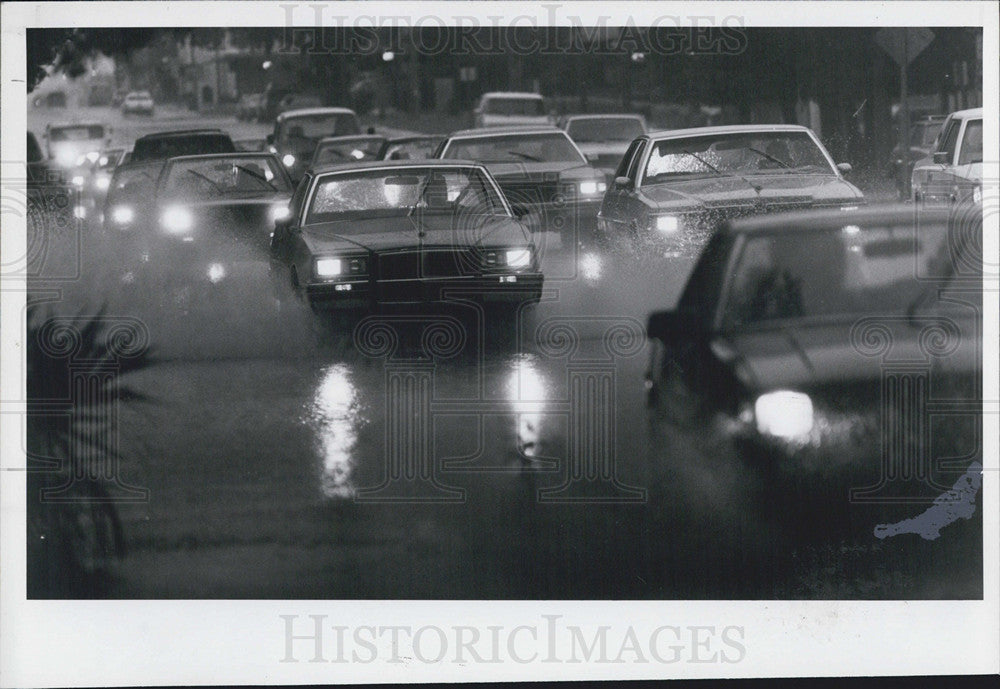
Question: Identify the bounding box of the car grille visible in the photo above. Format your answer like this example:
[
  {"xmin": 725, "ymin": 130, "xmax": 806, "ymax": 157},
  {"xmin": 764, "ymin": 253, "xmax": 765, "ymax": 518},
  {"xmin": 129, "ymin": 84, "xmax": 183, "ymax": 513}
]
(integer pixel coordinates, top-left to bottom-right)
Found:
[{"xmin": 376, "ymin": 249, "xmax": 483, "ymax": 280}]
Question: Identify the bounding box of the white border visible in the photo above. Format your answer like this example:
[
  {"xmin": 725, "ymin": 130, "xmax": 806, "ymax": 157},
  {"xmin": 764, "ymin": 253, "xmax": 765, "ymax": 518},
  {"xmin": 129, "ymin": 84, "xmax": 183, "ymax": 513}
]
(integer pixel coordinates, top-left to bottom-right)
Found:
[{"xmin": 2, "ymin": 2, "xmax": 997, "ymax": 686}]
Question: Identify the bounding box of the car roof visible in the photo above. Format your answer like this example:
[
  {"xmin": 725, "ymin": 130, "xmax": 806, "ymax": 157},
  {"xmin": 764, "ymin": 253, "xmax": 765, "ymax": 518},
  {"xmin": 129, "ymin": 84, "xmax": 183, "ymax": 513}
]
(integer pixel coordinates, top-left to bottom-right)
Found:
[
  {"xmin": 310, "ymin": 158, "xmax": 483, "ymax": 175},
  {"xmin": 277, "ymin": 107, "xmax": 357, "ymax": 121},
  {"xmin": 446, "ymin": 125, "xmax": 563, "ymax": 138},
  {"xmin": 135, "ymin": 129, "xmax": 226, "ymax": 140},
  {"xmin": 47, "ymin": 122, "xmax": 107, "ymax": 130},
  {"xmin": 316, "ymin": 134, "xmax": 385, "ymax": 144},
  {"xmin": 562, "ymin": 113, "xmax": 645, "ymax": 121},
  {"xmin": 387, "ymin": 135, "xmax": 443, "ymax": 143},
  {"xmin": 480, "ymin": 91, "xmax": 544, "ymax": 99},
  {"xmin": 648, "ymin": 123, "xmax": 814, "ymax": 139},
  {"xmin": 161, "ymin": 152, "xmax": 277, "ymax": 163},
  {"xmin": 947, "ymin": 107, "xmax": 983, "ymax": 120},
  {"xmin": 723, "ymin": 203, "xmax": 955, "ymax": 235}
]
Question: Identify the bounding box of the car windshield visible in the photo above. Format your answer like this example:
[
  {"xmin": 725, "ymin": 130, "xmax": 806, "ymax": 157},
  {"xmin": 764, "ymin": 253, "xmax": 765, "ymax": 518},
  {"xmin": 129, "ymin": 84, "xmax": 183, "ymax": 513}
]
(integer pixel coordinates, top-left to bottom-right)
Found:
[
  {"xmin": 957, "ymin": 119, "xmax": 982, "ymax": 165},
  {"xmin": 160, "ymin": 157, "xmax": 291, "ymax": 199},
  {"xmin": 643, "ymin": 131, "xmax": 834, "ymax": 184},
  {"xmin": 107, "ymin": 163, "xmax": 165, "ymax": 205},
  {"xmin": 305, "ymin": 167, "xmax": 507, "ymax": 225},
  {"xmin": 567, "ymin": 117, "xmax": 645, "ymax": 143},
  {"xmin": 49, "ymin": 125, "xmax": 105, "ymax": 142},
  {"xmin": 910, "ymin": 121, "xmax": 943, "ymax": 147},
  {"xmin": 278, "ymin": 114, "xmax": 360, "ymax": 145},
  {"xmin": 312, "ymin": 137, "xmax": 386, "ymax": 165},
  {"xmin": 128, "ymin": 92, "xmax": 151, "ymax": 100},
  {"xmin": 484, "ymin": 97, "xmax": 544, "ymax": 116},
  {"xmin": 444, "ymin": 132, "xmax": 584, "ymax": 164},
  {"xmin": 382, "ymin": 137, "xmax": 444, "ymax": 160},
  {"xmin": 720, "ymin": 220, "xmax": 970, "ymax": 329},
  {"xmin": 131, "ymin": 134, "xmax": 236, "ymax": 162}
]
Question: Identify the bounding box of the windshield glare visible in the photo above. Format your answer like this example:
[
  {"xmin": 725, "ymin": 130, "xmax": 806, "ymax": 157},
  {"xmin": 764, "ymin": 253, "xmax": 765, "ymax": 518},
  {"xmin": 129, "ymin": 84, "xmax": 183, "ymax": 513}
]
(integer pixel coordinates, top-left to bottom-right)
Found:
[
  {"xmin": 161, "ymin": 157, "xmax": 290, "ymax": 198},
  {"xmin": 721, "ymin": 221, "xmax": 967, "ymax": 328},
  {"xmin": 643, "ymin": 131, "xmax": 833, "ymax": 184},
  {"xmin": 567, "ymin": 118, "xmax": 644, "ymax": 143},
  {"xmin": 279, "ymin": 114, "xmax": 360, "ymax": 145},
  {"xmin": 445, "ymin": 133, "xmax": 584, "ymax": 164},
  {"xmin": 484, "ymin": 98, "xmax": 544, "ymax": 116},
  {"xmin": 306, "ymin": 167, "xmax": 506, "ymax": 225}
]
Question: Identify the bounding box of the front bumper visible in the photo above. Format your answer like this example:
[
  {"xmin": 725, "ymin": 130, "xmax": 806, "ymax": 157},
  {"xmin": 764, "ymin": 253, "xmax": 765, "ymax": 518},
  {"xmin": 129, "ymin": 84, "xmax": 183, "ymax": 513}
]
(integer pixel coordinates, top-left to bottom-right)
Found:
[{"xmin": 306, "ymin": 273, "xmax": 544, "ymax": 306}]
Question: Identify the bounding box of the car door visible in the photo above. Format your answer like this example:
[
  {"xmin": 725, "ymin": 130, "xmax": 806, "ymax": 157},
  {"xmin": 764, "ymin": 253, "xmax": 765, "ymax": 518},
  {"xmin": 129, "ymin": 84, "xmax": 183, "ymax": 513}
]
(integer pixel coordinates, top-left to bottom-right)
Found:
[{"xmin": 599, "ymin": 138, "xmax": 644, "ymax": 232}]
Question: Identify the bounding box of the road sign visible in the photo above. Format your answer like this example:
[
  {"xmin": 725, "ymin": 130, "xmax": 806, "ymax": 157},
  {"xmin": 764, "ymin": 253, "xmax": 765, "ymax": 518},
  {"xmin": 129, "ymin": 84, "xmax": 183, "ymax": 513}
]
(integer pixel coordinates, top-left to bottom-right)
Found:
[{"xmin": 875, "ymin": 28, "xmax": 935, "ymax": 66}]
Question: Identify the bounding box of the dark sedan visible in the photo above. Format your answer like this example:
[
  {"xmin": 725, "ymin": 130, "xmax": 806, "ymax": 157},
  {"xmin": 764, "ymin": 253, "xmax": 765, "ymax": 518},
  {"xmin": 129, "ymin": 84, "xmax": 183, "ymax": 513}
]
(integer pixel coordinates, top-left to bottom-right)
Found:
[
  {"xmin": 645, "ymin": 205, "xmax": 981, "ymax": 535},
  {"xmin": 269, "ymin": 160, "xmax": 543, "ymax": 311},
  {"xmin": 598, "ymin": 125, "xmax": 864, "ymax": 256},
  {"xmin": 133, "ymin": 153, "xmax": 293, "ymax": 291},
  {"xmin": 130, "ymin": 129, "xmax": 236, "ymax": 164},
  {"xmin": 435, "ymin": 127, "xmax": 607, "ymax": 244}
]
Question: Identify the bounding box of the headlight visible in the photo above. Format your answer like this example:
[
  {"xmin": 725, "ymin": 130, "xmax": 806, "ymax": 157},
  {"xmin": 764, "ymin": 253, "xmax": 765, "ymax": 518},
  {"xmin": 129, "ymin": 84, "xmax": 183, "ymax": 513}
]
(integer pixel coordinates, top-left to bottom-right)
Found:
[
  {"xmin": 111, "ymin": 205, "xmax": 134, "ymax": 225},
  {"xmin": 98, "ymin": 155, "xmax": 109, "ymax": 167},
  {"xmin": 973, "ymin": 185, "xmax": 982, "ymax": 205},
  {"xmin": 505, "ymin": 248, "xmax": 532, "ymax": 268},
  {"xmin": 270, "ymin": 204, "xmax": 290, "ymax": 222},
  {"xmin": 95, "ymin": 174, "xmax": 111, "ymax": 191},
  {"xmin": 73, "ymin": 205, "xmax": 87, "ymax": 219},
  {"xmin": 315, "ymin": 258, "xmax": 342, "ymax": 277},
  {"xmin": 655, "ymin": 215, "xmax": 680, "ymax": 233},
  {"xmin": 71, "ymin": 175, "xmax": 85, "ymax": 187},
  {"xmin": 579, "ymin": 180, "xmax": 607, "ymax": 195},
  {"xmin": 754, "ymin": 390, "xmax": 814, "ymax": 440},
  {"xmin": 282, "ymin": 154, "xmax": 296, "ymax": 167},
  {"xmin": 161, "ymin": 206, "xmax": 193, "ymax": 233},
  {"xmin": 54, "ymin": 147, "xmax": 77, "ymax": 168}
]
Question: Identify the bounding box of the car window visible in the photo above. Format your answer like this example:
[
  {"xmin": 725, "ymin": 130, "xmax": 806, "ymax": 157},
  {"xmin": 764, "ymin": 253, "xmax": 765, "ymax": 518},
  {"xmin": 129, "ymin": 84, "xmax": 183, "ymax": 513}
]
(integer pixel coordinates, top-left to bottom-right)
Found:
[
  {"xmin": 957, "ymin": 119, "xmax": 982, "ymax": 165},
  {"xmin": 614, "ymin": 139, "xmax": 643, "ymax": 180},
  {"xmin": 278, "ymin": 114, "xmax": 360, "ymax": 145},
  {"xmin": 625, "ymin": 139, "xmax": 646, "ymax": 181},
  {"xmin": 288, "ymin": 175, "xmax": 311, "ymax": 223},
  {"xmin": 937, "ymin": 119, "xmax": 960, "ymax": 159},
  {"xmin": 49, "ymin": 125, "xmax": 105, "ymax": 142},
  {"xmin": 719, "ymin": 222, "xmax": 957, "ymax": 330},
  {"xmin": 312, "ymin": 138, "xmax": 386, "ymax": 165},
  {"xmin": 160, "ymin": 157, "xmax": 291, "ymax": 199},
  {"xmin": 567, "ymin": 118, "xmax": 645, "ymax": 143},
  {"xmin": 444, "ymin": 132, "xmax": 584, "ymax": 164},
  {"xmin": 131, "ymin": 134, "xmax": 236, "ymax": 162},
  {"xmin": 483, "ymin": 97, "xmax": 544, "ymax": 116}
]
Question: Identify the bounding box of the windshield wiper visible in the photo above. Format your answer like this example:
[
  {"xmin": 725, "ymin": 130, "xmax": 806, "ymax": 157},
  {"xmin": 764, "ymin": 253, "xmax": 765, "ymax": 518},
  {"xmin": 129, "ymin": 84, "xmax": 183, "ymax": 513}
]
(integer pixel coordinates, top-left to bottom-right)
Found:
[
  {"xmin": 184, "ymin": 169, "xmax": 223, "ymax": 193},
  {"xmin": 233, "ymin": 165, "xmax": 278, "ymax": 191},
  {"xmin": 505, "ymin": 150, "xmax": 543, "ymax": 162},
  {"xmin": 681, "ymin": 149, "xmax": 762, "ymax": 194},
  {"xmin": 745, "ymin": 147, "xmax": 793, "ymax": 170}
]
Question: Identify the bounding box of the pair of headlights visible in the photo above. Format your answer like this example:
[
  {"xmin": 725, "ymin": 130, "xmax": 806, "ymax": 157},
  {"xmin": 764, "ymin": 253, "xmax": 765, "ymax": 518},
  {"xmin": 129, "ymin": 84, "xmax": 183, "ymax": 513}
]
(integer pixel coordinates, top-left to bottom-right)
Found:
[
  {"xmin": 578, "ymin": 181, "xmax": 607, "ymax": 196},
  {"xmin": 108, "ymin": 203, "xmax": 291, "ymax": 231}
]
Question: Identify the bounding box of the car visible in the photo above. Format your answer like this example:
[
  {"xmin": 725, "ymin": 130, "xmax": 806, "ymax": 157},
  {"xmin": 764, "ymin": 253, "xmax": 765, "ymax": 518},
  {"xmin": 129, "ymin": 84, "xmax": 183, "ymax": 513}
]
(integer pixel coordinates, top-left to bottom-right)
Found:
[
  {"xmin": 276, "ymin": 93, "xmax": 322, "ymax": 115},
  {"xmin": 42, "ymin": 122, "xmax": 111, "ymax": 170},
  {"xmin": 376, "ymin": 135, "xmax": 446, "ymax": 161},
  {"xmin": 236, "ymin": 93, "xmax": 265, "ymax": 121},
  {"xmin": 309, "ymin": 134, "xmax": 387, "ymax": 168},
  {"xmin": 911, "ymin": 107, "xmax": 982, "ymax": 207},
  {"xmin": 127, "ymin": 153, "xmax": 294, "ymax": 293},
  {"xmin": 597, "ymin": 124, "xmax": 864, "ymax": 255},
  {"xmin": 559, "ymin": 113, "xmax": 648, "ymax": 179},
  {"xmin": 269, "ymin": 160, "xmax": 544, "ymax": 311},
  {"xmin": 32, "ymin": 91, "xmax": 67, "ymax": 108},
  {"xmin": 888, "ymin": 115, "xmax": 945, "ymax": 197},
  {"xmin": 121, "ymin": 90, "xmax": 155, "ymax": 117},
  {"xmin": 74, "ymin": 147, "xmax": 126, "ymax": 208},
  {"xmin": 473, "ymin": 92, "xmax": 551, "ymax": 128},
  {"xmin": 435, "ymin": 126, "xmax": 607, "ymax": 242},
  {"xmin": 645, "ymin": 204, "xmax": 982, "ymax": 534},
  {"xmin": 266, "ymin": 107, "xmax": 361, "ymax": 184},
  {"xmin": 129, "ymin": 129, "xmax": 236, "ymax": 164}
]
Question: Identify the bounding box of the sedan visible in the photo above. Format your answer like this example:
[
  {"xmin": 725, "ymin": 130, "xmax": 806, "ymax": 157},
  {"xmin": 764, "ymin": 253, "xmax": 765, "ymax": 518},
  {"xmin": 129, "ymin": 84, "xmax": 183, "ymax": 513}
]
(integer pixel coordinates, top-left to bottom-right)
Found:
[
  {"xmin": 436, "ymin": 127, "xmax": 607, "ymax": 243},
  {"xmin": 269, "ymin": 160, "xmax": 543, "ymax": 311},
  {"xmin": 560, "ymin": 113, "xmax": 648, "ymax": 179},
  {"xmin": 911, "ymin": 107, "xmax": 982, "ymax": 207},
  {"xmin": 598, "ymin": 125, "xmax": 864, "ymax": 255},
  {"xmin": 645, "ymin": 205, "xmax": 981, "ymax": 534}
]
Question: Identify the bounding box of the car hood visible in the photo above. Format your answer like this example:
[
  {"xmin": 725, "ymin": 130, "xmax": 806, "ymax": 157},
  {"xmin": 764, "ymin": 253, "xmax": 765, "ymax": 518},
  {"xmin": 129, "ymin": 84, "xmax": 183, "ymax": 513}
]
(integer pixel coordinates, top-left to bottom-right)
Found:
[
  {"xmin": 640, "ymin": 173, "xmax": 863, "ymax": 209},
  {"xmin": 302, "ymin": 214, "xmax": 532, "ymax": 253},
  {"xmin": 716, "ymin": 317, "xmax": 979, "ymax": 392}
]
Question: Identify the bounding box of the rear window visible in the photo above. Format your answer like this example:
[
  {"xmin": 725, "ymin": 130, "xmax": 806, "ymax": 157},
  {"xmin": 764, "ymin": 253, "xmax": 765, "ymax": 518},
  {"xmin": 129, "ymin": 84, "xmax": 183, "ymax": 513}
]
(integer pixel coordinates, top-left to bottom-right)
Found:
[
  {"xmin": 131, "ymin": 134, "xmax": 236, "ymax": 162},
  {"xmin": 483, "ymin": 97, "xmax": 545, "ymax": 116},
  {"xmin": 49, "ymin": 125, "xmax": 105, "ymax": 142}
]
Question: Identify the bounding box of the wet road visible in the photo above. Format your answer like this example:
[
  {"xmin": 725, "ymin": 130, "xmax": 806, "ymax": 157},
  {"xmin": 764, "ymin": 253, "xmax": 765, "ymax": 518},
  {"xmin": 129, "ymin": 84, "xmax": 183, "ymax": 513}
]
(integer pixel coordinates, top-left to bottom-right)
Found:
[{"xmin": 25, "ymin": 108, "xmax": 982, "ymax": 599}]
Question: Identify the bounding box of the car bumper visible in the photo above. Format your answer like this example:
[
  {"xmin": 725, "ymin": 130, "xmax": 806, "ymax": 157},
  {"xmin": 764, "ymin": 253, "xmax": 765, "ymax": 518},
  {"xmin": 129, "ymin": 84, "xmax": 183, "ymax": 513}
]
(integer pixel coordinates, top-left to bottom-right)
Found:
[{"xmin": 306, "ymin": 273, "xmax": 544, "ymax": 306}]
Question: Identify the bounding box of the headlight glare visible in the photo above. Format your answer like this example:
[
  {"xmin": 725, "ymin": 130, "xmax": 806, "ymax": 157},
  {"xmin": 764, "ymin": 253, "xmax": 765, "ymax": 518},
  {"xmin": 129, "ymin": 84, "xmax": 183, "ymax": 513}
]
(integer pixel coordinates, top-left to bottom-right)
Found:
[
  {"xmin": 161, "ymin": 206, "xmax": 193, "ymax": 233},
  {"xmin": 505, "ymin": 248, "xmax": 531, "ymax": 268},
  {"xmin": 95, "ymin": 174, "xmax": 111, "ymax": 191},
  {"xmin": 282, "ymin": 154, "xmax": 296, "ymax": 167},
  {"xmin": 754, "ymin": 390, "xmax": 814, "ymax": 440},
  {"xmin": 111, "ymin": 205, "xmax": 134, "ymax": 225},
  {"xmin": 315, "ymin": 258, "xmax": 342, "ymax": 277},
  {"xmin": 656, "ymin": 215, "xmax": 680, "ymax": 233},
  {"xmin": 71, "ymin": 175, "xmax": 85, "ymax": 187},
  {"xmin": 579, "ymin": 181, "xmax": 606, "ymax": 195},
  {"xmin": 270, "ymin": 204, "xmax": 290, "ymax": 222}
]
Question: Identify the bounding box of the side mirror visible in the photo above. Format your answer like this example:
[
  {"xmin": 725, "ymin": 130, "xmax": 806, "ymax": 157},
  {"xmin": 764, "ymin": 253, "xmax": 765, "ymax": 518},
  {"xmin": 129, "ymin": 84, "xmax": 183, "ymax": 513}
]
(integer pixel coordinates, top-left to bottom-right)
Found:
[
  {"xmin": 932, "ymin": 151, "xmax": 950, "ymax": 165},
  {"xmin": 613, "ymin": 176, "xmax": 633, "ymax": 190},
  {"xmin": 647, "ymin": 310, "xmax": 700, "ymax": 342},
  {"xmin": 836, "ymin": 162, "xmax": 852, "ymax": 174}
]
